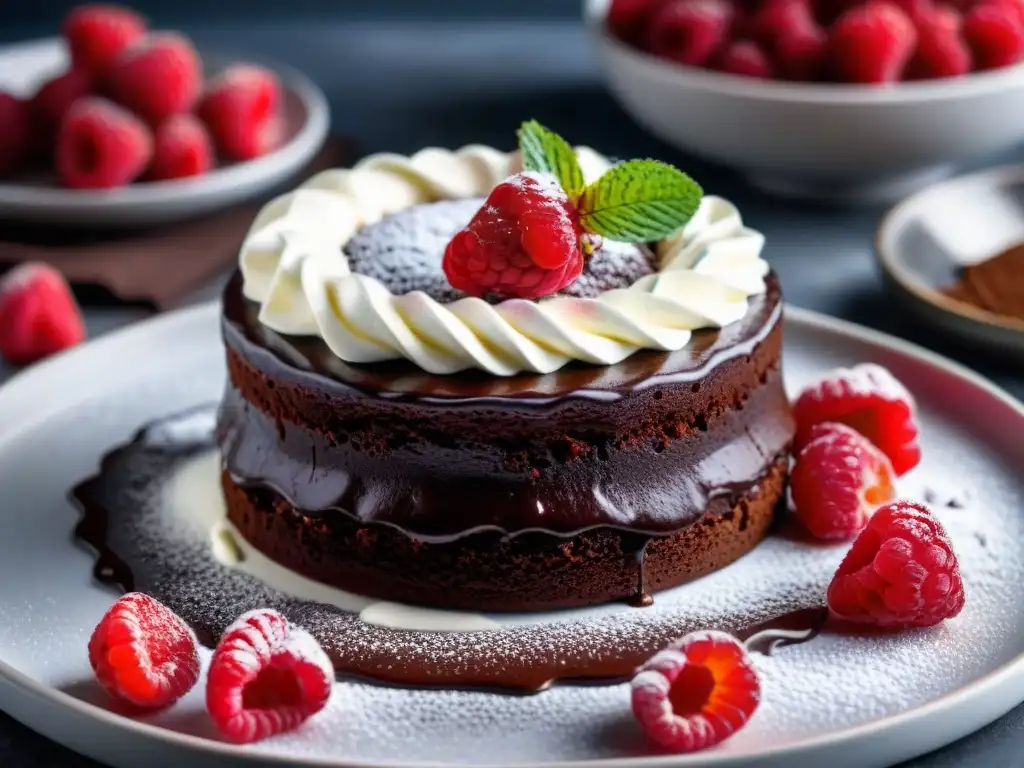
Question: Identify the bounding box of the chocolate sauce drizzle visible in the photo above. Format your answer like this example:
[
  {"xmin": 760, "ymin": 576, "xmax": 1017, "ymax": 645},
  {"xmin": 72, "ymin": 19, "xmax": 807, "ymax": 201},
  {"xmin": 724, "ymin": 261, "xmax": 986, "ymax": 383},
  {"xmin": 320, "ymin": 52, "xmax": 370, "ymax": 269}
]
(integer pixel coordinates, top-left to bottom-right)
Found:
[{"xmin": 72, "ymin": 407, "xmax": 828, "ymax": 691}]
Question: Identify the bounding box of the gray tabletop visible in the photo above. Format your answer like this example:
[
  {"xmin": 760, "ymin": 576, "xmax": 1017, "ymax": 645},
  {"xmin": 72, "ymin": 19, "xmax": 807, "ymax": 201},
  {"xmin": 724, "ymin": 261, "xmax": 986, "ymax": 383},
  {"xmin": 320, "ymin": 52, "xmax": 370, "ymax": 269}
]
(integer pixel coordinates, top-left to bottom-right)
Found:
[{"xmin": 3, "ymin": 16, "xmax": 1024, "ymax": 768}]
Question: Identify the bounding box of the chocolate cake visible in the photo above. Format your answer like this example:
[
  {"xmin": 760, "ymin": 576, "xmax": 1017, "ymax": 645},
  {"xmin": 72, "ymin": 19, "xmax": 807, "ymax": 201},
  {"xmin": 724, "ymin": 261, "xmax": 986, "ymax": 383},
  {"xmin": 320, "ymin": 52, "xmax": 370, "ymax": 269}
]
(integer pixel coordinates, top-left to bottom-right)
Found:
[{"xmin": 216, "ymin": 136, "xmax": 794, "ymax": 611}]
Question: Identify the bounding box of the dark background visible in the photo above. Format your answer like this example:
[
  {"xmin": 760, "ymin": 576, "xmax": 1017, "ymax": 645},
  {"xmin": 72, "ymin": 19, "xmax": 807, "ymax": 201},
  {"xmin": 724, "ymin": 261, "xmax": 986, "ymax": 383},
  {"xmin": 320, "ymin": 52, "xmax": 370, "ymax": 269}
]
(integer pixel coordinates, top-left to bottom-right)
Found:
[{"xmin": 5, "ymin": 0, "xmax": 582, "ymax": 33}]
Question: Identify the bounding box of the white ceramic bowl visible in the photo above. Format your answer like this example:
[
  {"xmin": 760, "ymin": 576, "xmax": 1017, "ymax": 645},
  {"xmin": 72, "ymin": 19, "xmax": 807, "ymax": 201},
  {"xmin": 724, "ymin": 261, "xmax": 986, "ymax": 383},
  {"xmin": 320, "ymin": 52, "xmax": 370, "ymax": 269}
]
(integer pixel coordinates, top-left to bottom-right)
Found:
[{"xmin": 584, "ymin": 0, "xmax": 1024, "ymax": 202}]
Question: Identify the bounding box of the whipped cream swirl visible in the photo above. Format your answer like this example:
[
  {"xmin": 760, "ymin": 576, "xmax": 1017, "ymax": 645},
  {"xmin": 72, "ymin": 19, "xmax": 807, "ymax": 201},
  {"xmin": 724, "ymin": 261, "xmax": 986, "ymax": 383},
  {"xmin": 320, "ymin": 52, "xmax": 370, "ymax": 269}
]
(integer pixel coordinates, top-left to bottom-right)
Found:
[{"xmin": 239, "ymin": 146, "xmax": 769, "ymax": 376}]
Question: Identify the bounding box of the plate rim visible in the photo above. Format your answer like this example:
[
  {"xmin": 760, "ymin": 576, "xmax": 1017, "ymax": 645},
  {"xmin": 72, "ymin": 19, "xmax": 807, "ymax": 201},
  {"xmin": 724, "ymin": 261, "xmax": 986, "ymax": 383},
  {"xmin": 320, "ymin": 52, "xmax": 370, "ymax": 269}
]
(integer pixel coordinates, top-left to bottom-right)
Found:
[
  {"xmin": 875, "ymin": 162, "xmax": 1024, "ymax": 337},
  {"xmin": 2, "ymin": 300, "xmax": 1024, "ymax": 768},
  {"xmin": 0, "ymin": 37, "xmax": 330, "ymax": 212}
]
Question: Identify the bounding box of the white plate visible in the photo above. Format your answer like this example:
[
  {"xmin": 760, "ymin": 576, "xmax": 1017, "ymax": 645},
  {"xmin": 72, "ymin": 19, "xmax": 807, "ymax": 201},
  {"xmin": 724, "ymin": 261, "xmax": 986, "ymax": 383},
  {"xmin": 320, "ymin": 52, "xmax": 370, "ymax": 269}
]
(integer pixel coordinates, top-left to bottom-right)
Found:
[
  {"xmin": 1, "ymin": 303, "xmax": 1023, "ymax": 768},
  {"xmin": 876, "ymin": 163, "xmax": 1024, "ymax": 362},
  {"xmin": 0, "ymin": 38, "xmax": 330, "ymax": 228}
]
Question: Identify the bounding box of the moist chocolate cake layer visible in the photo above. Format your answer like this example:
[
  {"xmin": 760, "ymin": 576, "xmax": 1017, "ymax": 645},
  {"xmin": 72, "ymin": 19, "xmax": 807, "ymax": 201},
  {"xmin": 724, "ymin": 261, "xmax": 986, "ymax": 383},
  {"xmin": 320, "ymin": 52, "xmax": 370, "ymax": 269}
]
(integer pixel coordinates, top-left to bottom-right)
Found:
[
  {"xmin": 221, "ymin": 457, "xmax": 787, "ymax": 611},
  {"xmin": 218, "ymin": 271, "xmax": 792, "ymax": 538}
]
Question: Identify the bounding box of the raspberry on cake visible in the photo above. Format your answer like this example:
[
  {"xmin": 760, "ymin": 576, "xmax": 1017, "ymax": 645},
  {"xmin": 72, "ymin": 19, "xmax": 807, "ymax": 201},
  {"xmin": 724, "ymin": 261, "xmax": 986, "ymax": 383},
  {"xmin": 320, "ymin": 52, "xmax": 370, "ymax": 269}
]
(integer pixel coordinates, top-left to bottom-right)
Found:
[{"xmin": 216, "ymin": 121, "xmax": 793, "ymax": 611}]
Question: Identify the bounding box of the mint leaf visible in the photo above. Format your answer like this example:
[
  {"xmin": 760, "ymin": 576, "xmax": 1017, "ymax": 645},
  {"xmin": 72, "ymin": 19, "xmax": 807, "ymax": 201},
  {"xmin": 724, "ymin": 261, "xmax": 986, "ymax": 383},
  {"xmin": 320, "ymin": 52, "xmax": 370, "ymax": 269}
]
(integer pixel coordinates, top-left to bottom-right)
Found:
[
  {"xmin": 517, "ymin": 120, "xmax": 585, "ymax": 199},
  {"xmin": 578, "ymin": 160, "xmax": 703, "ymax": 243}
]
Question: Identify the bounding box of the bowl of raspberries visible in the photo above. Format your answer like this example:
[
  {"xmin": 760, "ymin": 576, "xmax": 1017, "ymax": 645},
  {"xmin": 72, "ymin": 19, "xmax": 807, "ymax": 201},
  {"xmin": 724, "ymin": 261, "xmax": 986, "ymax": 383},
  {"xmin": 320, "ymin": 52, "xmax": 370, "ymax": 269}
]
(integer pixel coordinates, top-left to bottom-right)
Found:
[
  {"xmin": 0, "ymin": 4, "xmax": 329, "ymax": 226},
  {"xmin": 586, "ymin": 0, "xmax": 1024, "ymax": 201}
]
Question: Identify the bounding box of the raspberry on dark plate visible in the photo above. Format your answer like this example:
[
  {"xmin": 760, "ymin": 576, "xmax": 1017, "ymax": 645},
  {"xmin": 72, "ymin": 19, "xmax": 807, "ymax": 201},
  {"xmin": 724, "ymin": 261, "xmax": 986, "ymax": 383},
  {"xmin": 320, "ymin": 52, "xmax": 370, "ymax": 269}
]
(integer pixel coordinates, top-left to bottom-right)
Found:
[
  {"xmin": 88, "ymin": 592, "xmax": 200, "ymax": 709},
  {"xmin": 827, "ymin": 500, "xmax": 965, "ymax": 629},
  {"xmin": 29, "ymin": 70, "xmax": 94, "ymax": 139},
  {"xmin": 790, "ymin": 422, "xmax": 896, "ymax": 541},
  {"xmin": 56, "ymin": 96, "xmax": 153, "ymax": 189},
  {"xmin": 105, "ymin": 32, "xmax": 202, "ymax": 124},
  {"xmin": 198, "ymin": 64, "xmax": 284, "ymax": 162},
  {"xmin": 632, "ymin": 630, "xmax": 760, "ymax": 752},
  {"xmin": 0, "ymin": 262, "xmax": 86, "ymax": 365},
  {"xmin": 63, "ymin": 4, "xmax": 147, "ymax": 76},
  {"xmin": 443, "ymin": 171, "xmax": 585, "ymax": 299},
  {"xmin": 207, "ymin": 609, "xmax": 333, "ymax": 744},
  {"xmin": 792, "ymin": 363, "xmax": 921, "ymax": 475},
  {"xmin": 147, "ymin": 114, "xmax": 214, "ymax": 181}
]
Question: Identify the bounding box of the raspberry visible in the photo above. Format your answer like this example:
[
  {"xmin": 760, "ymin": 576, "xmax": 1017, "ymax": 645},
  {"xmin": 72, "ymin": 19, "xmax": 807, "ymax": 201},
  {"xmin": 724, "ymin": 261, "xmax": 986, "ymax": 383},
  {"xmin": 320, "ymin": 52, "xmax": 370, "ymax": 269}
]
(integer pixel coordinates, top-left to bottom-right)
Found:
[
  {"xmin": 889, "ymin": 0, "xmax": 936, "ymax": 18},
  {"xmin": 63, "ymin": 4, "xmax": 147, "ymax": 76},
  {"xmin": 56, "ymin": 97, "xmax": 152, "ymax": 189},
  {"xmin": 647, "ymin": 0, "xmax": 734, "ymax": 66},
  {"xmin": 607, "ymin": 0, "xmax": 663, "ymax": 46},
  {"xmin": 198, "ymin": 65, "xmax": 284, "ymax": 162},
  {"xmin": 631, "ymin": 631, "xmax": 760, "ymax": 752},
  {"xmin": 963, "ymin": 2, "xmax": 1024, "ymax": 69},
  {"xmin": 88, "ymin": 592, "xmax": 200, "ymax": 709},
  {"xmin": 830, "ymin": 2, "xmax": 918, "ymax": 82},
  {"xmin": 0, "ymin": 263, "xmax": 86, "ymax": 365},
  {"xmin": 793, "ymin": 363, "xmax": 921, "ymax": 475},
  {"xmin": 443, "ymin": 172, "xmax": 584, "ymax": 300},
  {"xmin": 906, "ymin": 5, "xmax": 972, "ymax": 78},
  {"xmin": 717, "ymin": 40, "xmax": 775, "ymax": 76},
  {"xmin": 207, "ymin": 609, "xmax": 333, "ymax": 744},
  {"xmin": 790, "ymin": 422, "xmax": 896, "ymax": 541},
  {"xmin": 989, "ymin": 0, "xmax": 1024, "ymax": 26},
  {"xmin": 29, "ymin": 69, "xmax": 94, "ymax": 140},
  {"xmin": 147, "ymin": 114, "xmax": 213, "ymax": 181},
  {"xmin": 827, "ymin": 500, "xmax": 965, "ymax": 629},
  {"xmin": 0, "ymin": 92, "xmax": 32, "ymax": 177},
  {"xmin": 105, "ymin": 32, "xmax": 202, "ymax": 124},
  {"xmin": 751, "ymin": 0, "xmax": 829, "ymax": 79}
]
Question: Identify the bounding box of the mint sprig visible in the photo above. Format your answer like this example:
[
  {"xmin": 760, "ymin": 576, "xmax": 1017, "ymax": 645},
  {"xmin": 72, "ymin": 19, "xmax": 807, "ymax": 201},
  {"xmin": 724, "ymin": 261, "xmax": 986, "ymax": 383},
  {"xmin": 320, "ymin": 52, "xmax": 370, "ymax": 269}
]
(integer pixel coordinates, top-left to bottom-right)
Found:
[
  {"xmin": 516, "ymin": 120, "xmax": 703, "ymax": 244},
  {"xmin": 518, "ymin": 120, "xmax": 585, "ymax": 199},
  {"xmin": 577, "ymin": 160, "xmax": 703, "ymax": 243}
]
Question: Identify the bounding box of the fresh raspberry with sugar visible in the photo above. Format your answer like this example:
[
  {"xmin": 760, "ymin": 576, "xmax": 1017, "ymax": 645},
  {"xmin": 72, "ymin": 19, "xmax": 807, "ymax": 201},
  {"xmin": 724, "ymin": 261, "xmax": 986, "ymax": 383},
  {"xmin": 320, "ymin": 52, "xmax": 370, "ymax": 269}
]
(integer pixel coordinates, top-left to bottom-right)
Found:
[
  {"xmin": 790, "ymin": 422, "xmax": 896, "ymax": 541},
  {"xmin": 147, "ymin": 114, "xmax": 213, "ymax": 181},
  {"xmin": 56, "ymin": 97, "xmax": 152, "ymax": 189},
  {"xmin": 963, "ymin": 1, "xmax": 1024, "ymax": 69},
  {"xmin": 647, "ymin": 0, "xmax": 735, "ymax": 67},
  {"xmin": 88, "ymin": 592, "xmax": 200, "ymax": 709},
  {"xmin": 63, "ymin": 4, "xmax": 147, "ymax": 76},
  {"xmin": 827, "ymin": 500, "xmax": 965, "ymax": 629},
  {"xmin": 198, "ymin": 64, "xmax": 283, "ymax": 162},
  {"xmin": 792, "ymin": 363, "xmax": 921, "ymax": 475},
  {"xmin": 631, "ymin": 630, "xmax": 760, "ymax": 752},
  {"xmin": 717, "ymin": 40, "xmax": 775, "ymax": 77},
  {"xmin": 752, "ymin": 0, "xmax": 829, "ymax": 80},
  {"xmin": 830, "ymin": 2, "xmax": 918, "ymax": 82},
  {"xmin": 30, "ymin": 69, "xmax": 94, "ymax": 139},
  {"xmin": 0, "ymin": 92, "xmax": 32, "ymax": 177},
  {"xmin": 906, "ymin": 5, "xmax": 972, "ymax": 78},
  {"xmin": 0, "ymin": 263, "xmax": 85, "ymax": 365},
  {"xmin": 207, "ymin": 609, "xmax": 333, "ymax": 744},
  {"xmin": 105, "ymin": 32, "xmax": 202, "ymax": 124},
  {"xmin": 608, "ymin": 0, "xmax": 663, "ymax": 46},
  {"xmin": 443, "ymin": 171, "xmax": 585, "ymax": 299}
]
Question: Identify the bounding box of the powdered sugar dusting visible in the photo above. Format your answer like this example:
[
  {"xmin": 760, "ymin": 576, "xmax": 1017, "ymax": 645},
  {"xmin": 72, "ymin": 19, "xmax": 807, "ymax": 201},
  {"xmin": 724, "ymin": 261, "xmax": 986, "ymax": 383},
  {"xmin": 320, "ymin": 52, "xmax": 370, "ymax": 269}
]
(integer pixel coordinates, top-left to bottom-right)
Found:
[
  {"xmin": 67, "ymin": 391, "xmax": 1024, "ymax": 761},
  {"xmin": 802, "ymin": 363, "xmax": 916, "ymax": 408}
]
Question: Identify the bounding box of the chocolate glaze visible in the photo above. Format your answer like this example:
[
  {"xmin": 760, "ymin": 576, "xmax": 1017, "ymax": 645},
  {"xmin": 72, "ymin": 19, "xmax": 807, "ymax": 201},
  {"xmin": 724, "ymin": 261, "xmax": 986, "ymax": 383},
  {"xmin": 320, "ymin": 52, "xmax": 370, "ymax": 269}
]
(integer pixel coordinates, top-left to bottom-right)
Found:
[
  {"xmin": 70, "ymin": 408, "xmax": 827, "ymax": 691},
  {"xmin": 218, "ymin": 272, "xmax": 793, "ymax": 540}
]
